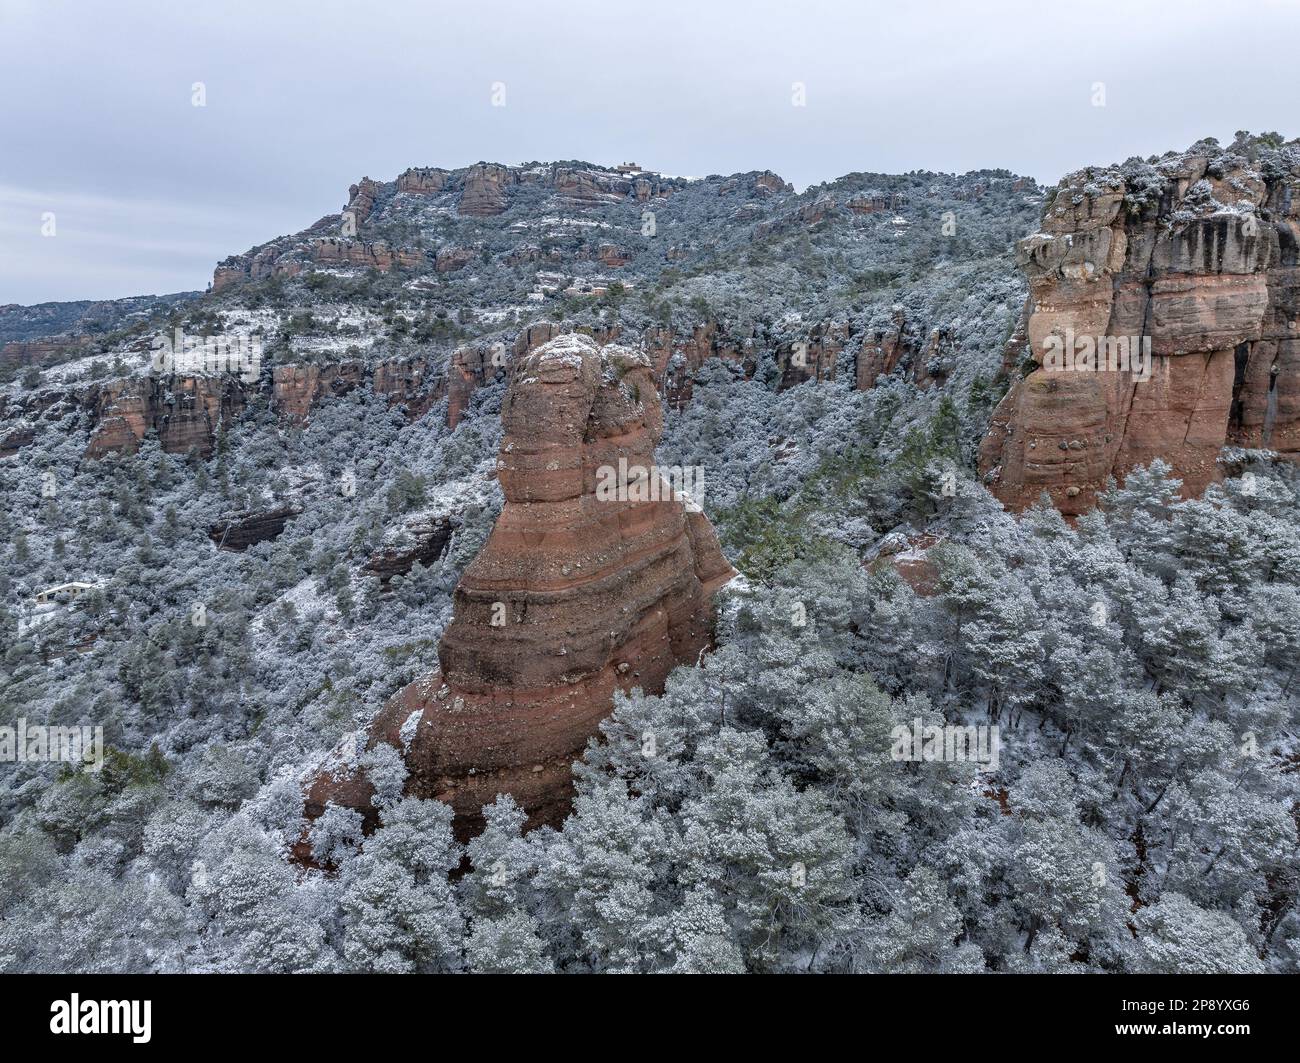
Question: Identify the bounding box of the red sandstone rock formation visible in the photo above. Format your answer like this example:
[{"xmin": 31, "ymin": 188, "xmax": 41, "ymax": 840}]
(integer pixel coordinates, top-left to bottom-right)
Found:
[
  {"xmin": 595, "ymin": 243, "xmax": 630, "ymax": 268},
  {"xmin": 308, "ymin": 238, "xmax": 425, "ymax": 272},
  {"xmin": 980, "ymin": 138, "xmax": 1300, "ymax": 515},
  {"xmin": 273, "ymin": 357, "xmax": 440, "ymax": 425},
  {"xmin": 545, "ymin": 164, "xmax": 676, "ymax": 209},
  {"xmin": 371, "ymin": 356, "xmax": 440, "ymax": 421},
  {"xmin": 779, "ymin": 321, "xmax": 847, "ymax": 389},
  {"xmin": 85, "ymin": 375, "xmax": 248, "ymax": 458},
  {"xmin": 446, "ymin": 343, "xmax": 505, "ymax": 430},
  {"xmin": 0, "ymin": 335, "xmax": 92, "ymax": 371},
  {"xmin": 211, "ymin": 176, "xmax": 424, "ymax": 289},
  {"xmin": 855, "ymin": 309, "xmax": 909, "ymax": 390},
  {"xmin": 853, "ymin": 310, "xmax": 951, "ymax": 391},
  {"xmin": 435, "ymin": 246, "xmax": 475, "ymax": 273},
  {"xmin": 449, "ymin": 314, "xmax": 887, "ymax": 424},
  {"xmin": 718, "ymin": 171, "xmax": 793, "ymax": 198},
  {"xmin": 39, "ymin": 353, "xmax": 440, "ymax": 463},
  {"xmin": 271, "ymin": 363, "xmax": 366, "ymax": 423},
  {"xmin": 22, "ymin": 353, "xmax": 445, "ymax": 462},
  {"xmin": 458, "ymin": 163, "xmax": 517, "ymax": 216},
  {"xmin": 447, "ymin": 323, "xmax": 629, "ymax": 429},
  {"xmin": 643, "ymin": 321, "xmax": 755, "ymax": 408},
  {"xmin": 0, "ymin": 389, "xmax": 82, "ymax": 460},
  {"xmin": 396, "ymin": 167, "xmax": 448, "ymax": 194},
  {"xmin": 867, "ymin": 532, "xmax": 942, "ymax": 597},
  {"xmin": 302, "ymin": 333, "xmax": 735, "ymax": 842},
  {"xmin": 847, "ymin": 192, "xmax": 906, "ymax": 215},
  {"xmin": 551, "ymin": 166, "xmax": 628, "ymax": 209},
  {"xmin": 344, "ymin": 178, "xmax": 382, "ymax": 225}
]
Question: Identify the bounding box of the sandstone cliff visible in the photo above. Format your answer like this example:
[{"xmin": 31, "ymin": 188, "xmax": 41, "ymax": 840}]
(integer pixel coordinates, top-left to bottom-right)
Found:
[
  {"xmin": 980, "ymin": 136, "xmax": 1300, "ymax": 514},
  {"xmin": 302, "ymin": 333, "xmax": 735, "ymax": 844},
  {"xmin": 0, "ymin": 335, "xmax": 92, "ymax": 371},
  {"xmin": 73, "ymin": 354, "xmax": 444, "ymax": 460},
  {"xmin": 86, "ymin": 375, "xmax": 248, "ymax": 458}
]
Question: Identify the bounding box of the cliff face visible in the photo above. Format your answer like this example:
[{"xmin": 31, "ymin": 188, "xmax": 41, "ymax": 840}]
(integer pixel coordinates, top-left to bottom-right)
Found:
[
  {"xmin": 214, "ymin": 238, "xmax": 427, "ymax": 290},
  {"xmin": 210, "ymin": 161, "xmax": 702, "ymax": 287},
  {"xmin": 1, "ymin": 304, "xmax": 974, "ymax": 464},
  {"xmin": 75, "ymin": 355, "xmax": 444, "ymax": 459},
  {"xmin": 0, "ymin": 336, "xmax": 92, "ymax": 371},
  {"xmin": 980, "ymin": 140, "xmax": 1300, "ymax": 514},
  {"xmin": 446, "ymin": 313, "xmax": 940, "ymax": 427},
  {"xmin": 302, "ymin": 334, "xmax": 735, "ymax": 843},
  {"xmin": 2, "ymin": 162, "xmax": 1036, "ymax": 469},
  {"xmin": 85, "ymin": 375, "xmax": 248, "ymax": 458},
  {"xmin": 457, "ymin": 161, "xmax": 680, "ymax": 216},
  {"xmin": 208, "ymin": 505, "xmax": 302, "ymax": 550}
]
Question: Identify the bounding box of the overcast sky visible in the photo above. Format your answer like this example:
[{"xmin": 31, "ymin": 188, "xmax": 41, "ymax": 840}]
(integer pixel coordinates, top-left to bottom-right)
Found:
[{"xmin": 2, "ymin": 0, "xmax": 1297, "ymax": 305}]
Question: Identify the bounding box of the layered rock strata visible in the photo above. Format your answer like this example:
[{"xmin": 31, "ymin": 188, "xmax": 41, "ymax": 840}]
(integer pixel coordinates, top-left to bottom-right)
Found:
[
  {"xmin": 980, "ymin": 139, "xmax": 1300, "ymax": 514},
  {"xmin": 302, "ymin": 334, "xmax": 735, "ymax": 842},
  {"xmin": 208, "ymin": 505, "xmax": 302, "ymax": 551}
]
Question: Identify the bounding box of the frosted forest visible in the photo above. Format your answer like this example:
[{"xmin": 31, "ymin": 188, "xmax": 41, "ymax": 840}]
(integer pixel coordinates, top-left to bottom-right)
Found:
[{"xmin": 2, "ymin": 134, "xmax": 1298, "ymax": 975}]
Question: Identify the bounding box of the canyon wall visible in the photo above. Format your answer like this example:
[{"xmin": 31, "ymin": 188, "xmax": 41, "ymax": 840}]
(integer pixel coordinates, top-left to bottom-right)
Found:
[
  {"xmin": 980, "ymin": 143, "xmax": 1300, "ymax": 514},
  {"xmin": 301, "ymin": 334, "xmax": 735, "ymax": 844},
  {"xmin": 0, "ymin": 336, "xmax": 92, "ymax": 371},
  {"xmin": 0, "ymin": 309, "xmax": 954, "ymax": 464}
]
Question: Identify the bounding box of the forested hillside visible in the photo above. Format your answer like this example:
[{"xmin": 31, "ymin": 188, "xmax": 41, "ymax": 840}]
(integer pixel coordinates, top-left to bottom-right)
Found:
[{"xmin": 1, "ymin": 144, "xmax": 1296, "ymax": 973}]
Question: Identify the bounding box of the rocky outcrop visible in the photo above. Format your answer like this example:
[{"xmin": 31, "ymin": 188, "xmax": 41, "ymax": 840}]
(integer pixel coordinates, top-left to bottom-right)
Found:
[
  {"xmin": 396, "ymin": 167, "xmax": 448, "ymax": 194},
  {"xmin": 345, "ymin": 178, "xmax": 382, "ymax": 222},
  {"xmin": 459, "ymin": 163, "xmax": 517, "ymax": 216},
  {"xmin": 644, "ymin": 321, "xmax": 756, "ymax": 408},
  {"xmin": 0, "ymin": 424, "xmax": 34, "ymax": 459},
  {"xmin": 755, "ymin": 193, "xmax": 840, "ymax": 239},
  {"xmin": 546, "ymin": 164, "xmax": 677, "ymax": 208},
  {"xmin": 271, "ymin": 357, "xmax": 441, "ymax": 425},
  {"xmin": 212, "ymin": 232, "xmax": 424, "ymax": 291},
  {"xmin": 85, "ymin": 375, "xmax": 248, "ymax": 459},
  {"xmin": 853, "ymin": 310, "xmax": 952, "ymax": 390},
  {"xmin": 435, "ymin": 246, "xmax": 476, "ymax": 273},
  {"xmin": 779, "ymin": 321, "xmax": 847, "ymax": 389},
  {"xmin": 551, "ymin": 166, "xmax": 629, "ymax": 209},
  {"xmin": 208, "ymin": 505, "xmax": 301, "ymax": 551},
  {"xmin": 979, "ymin": 136, "xmax": 1300, "ymax": 515},
  {"xmin": 447, "ymin": 312, "xmax": 937, "ymax": 424},
  {"xmin": 308, "ymin": 238, "xmax": 426, "ymax": 273},
  {"xmin": 856, "ymin": 309, "xmax": 910, "ymax": 389},
  {"xmin": 1, "ymin": 353, "xmax": 441, "ymax": 463},
  {"xmin": 211, "ymin": 207, "xmax": 342, "ymax": 291},
  {"xmin": 302, "ymin": 334, "xmax": 735, "ymax": 843},
  {"xmin": 868, "ymin": 532, "xmax": 941, "ymax": 596},
  {"xmin": 448, "ymin": 322, "xmax": 628, "ymax": 428},
  {"xmin": 0, "ymin": 389, "xmax": 84, "ymax": 459},
  {"xmin": 271, "ymin": 363, "xmax": 367, "ymax": 423},
  {"xmin": 1, "ymin": 336, "xmax": 92, "ymax": 371},
  {"xmin": 595, "ymin": 243, "xmax": 630, "ymax": 268},
  {"xmin": 372, "ymin": 356, "xmax": 441, "ymax": 421},
  {"xmin": 847, "ymin": 192, "xmax": 906, "ymax": 215},
  {"xmin": 718, "ymin": 170, "xmax": 793, "ymax": 198},
  {"xmin": 446, "ymin": 343, "xmax": 505, "ymax": 430},
  {"xmin": 362, "ymin": 511, "xmax": 456, "ymax": 583}
]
